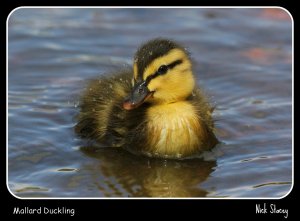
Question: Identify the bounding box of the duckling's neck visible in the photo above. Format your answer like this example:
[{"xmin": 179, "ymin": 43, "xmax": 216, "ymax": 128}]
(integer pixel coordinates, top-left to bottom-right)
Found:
[
  {"xmin": 145, "ymin": 101, "xmax": 202, "ymax": 158},
  {"xmin": 148, "ymin": 91, "xmax": 193, "ymax": 105}
]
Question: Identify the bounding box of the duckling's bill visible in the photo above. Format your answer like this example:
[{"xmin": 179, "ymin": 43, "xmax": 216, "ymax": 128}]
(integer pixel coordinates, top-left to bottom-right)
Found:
[{"xmin": 123, "ymin": 81, "xmax": 154, "ymax": 110}]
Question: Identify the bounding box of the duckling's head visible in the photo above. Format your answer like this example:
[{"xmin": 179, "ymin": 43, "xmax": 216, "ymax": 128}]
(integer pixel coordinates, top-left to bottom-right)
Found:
[{"xmin": 123, "ymin": 38, "xmax": 195, "ymax": 110}]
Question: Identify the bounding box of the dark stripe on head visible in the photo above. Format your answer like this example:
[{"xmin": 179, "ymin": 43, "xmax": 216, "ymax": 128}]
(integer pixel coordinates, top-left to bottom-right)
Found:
[
  {"xmin": 134, "ymin": 38, "xmax": 186, "ymax": 81},
  {"xmin": 167, "ymin": 59, "xmax": 183, "ymax": 70},
  {"xmin": 144, "ymin": 59, "xmax": 183, "ymax": 86}
]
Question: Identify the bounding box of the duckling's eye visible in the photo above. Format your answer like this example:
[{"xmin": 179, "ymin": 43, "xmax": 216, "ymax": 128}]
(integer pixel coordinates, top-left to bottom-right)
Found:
[{"xmin": 157, "ymin": 65, "xmax": 168, "ymax": 75}]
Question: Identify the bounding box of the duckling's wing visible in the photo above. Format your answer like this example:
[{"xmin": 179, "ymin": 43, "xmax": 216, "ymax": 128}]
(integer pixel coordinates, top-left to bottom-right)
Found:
[{"xmin": 75, "ymin": 69, "xmax": 133, "ymax": 146}]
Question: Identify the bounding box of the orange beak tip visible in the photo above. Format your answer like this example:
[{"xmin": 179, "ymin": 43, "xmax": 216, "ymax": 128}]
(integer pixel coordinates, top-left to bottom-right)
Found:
[{"xmin": 123, "ymin": 101, "xmax": 134, "ymax": 110}]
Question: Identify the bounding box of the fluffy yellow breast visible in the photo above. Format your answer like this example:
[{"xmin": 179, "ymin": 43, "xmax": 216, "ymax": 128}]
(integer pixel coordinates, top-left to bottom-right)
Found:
[{"xmin": 145, "ymin": 101, "xmax": 204, "ymax": 158}]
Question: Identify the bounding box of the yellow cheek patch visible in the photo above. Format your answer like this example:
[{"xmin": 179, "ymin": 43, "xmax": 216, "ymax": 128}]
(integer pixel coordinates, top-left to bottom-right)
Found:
[
  {"xmin": 143, "ymin": 49, "xmax": 189, "ymax": 80},
  {"xmin": 147, "ymin": 69, "xmax": 195, "ymax": 103}
]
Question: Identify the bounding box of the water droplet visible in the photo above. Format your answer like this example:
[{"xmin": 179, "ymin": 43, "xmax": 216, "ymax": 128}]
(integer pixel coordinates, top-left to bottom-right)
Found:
[
  {"xmin": 163, "ymin": 159, "xmax": 168, "ymax": 166},
  {"xmin": 74, "ymin": 101, "xmax": 79, "ymax": 108}
]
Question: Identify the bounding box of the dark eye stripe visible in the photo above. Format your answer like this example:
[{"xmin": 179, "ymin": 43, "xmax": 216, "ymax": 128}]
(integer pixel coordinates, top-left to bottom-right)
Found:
[
  {"xmin": 167, "ymin": 59, "xmax": 183, "ymax": 69},
  {"xmin": 144, "ymin": 59, "xmax": 183, "ymax": 85}
]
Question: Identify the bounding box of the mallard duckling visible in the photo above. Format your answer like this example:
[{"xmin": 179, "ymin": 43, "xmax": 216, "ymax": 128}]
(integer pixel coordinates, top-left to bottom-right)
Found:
[{"xmin": 75, "ymin": 38, "xmax": 218, "ymax": 159}]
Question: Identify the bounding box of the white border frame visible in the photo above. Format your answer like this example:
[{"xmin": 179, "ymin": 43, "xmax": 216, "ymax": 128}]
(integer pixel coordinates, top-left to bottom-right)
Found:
[{"xmin": 6, "ymin": 6, "xmax": 294, "ymax": 200}]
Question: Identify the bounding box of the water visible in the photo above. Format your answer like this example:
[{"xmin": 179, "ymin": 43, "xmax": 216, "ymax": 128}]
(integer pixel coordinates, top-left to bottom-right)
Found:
[{"xmin": 7, "ymin": 7, "xmax": 292, "ymax": 198}]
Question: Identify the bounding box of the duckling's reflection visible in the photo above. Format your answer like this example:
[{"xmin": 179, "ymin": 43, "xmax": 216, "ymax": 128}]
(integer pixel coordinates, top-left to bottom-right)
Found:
[{"xmin": 80, "ymin": 146, "xmax": 216, "ymax": 197}]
